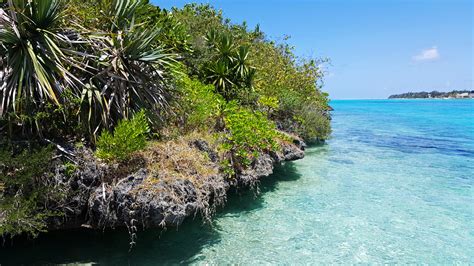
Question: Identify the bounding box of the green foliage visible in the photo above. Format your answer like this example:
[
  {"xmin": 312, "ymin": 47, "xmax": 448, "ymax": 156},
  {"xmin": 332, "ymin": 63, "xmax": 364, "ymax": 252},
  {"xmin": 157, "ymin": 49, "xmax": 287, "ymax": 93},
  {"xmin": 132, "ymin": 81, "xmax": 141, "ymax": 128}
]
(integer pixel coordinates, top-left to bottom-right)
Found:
[
  {"xmin": 0, "ymin": 144, "xmax": 62, "ymax": 238},
  {"xmin": 0, "ymin": 196, "xmax": 57, "ymax": 238},
  {"xmin": 170, "ymin": 4, "xmax": 257, "ymax": 102},
  {"xmin": 96, "ymin": 111, "xmax": 150, "ymax": 162},
  {"xmin": 74, "ymin": 0, "xmax": 178, "ymax": 137},
  {"xmin": 258, "ymin": 96, "xmax": 279, "ymax": 114},
  {"xmin": 0, "ymin": 0, "xmax": 78, "ymax": 117},
  {"xmin": 2, "ymin": 89, "xmax": 82, "ymax": 140},
  {"xmin": 0, "ymin": 145, "xmax": 52, "ymax": 188},
  {"xmin": 1, "ymin": 1, "xmax": 331, "ymax": 143},
  {"xmin": 143, "ymin": 7, "xmax": 192, "ymax": 53},
  {"xmin": 203, "ymin": 31, "xmax": 256, "ymax": 101},
  {"xmin": 63, "ymin": 162, "xmax": 77, "ymax": 178},
  {"xmin": 173, "ymin": 75, "xmax": 224, "ymax": 132},
  {"xmin": 251, "ymin": 41, "xmax": 332, "ymax": 140},
  {"xmin": 1, "ymin": 0, "xmax": 178, "ymax": 141},
  {"xmin": 171, "ymin": 3, "xmax": 331, "ymax": 140},
  {"xmin": 222, "ymin": 102, "xmax": 280, "ymax": 167}
]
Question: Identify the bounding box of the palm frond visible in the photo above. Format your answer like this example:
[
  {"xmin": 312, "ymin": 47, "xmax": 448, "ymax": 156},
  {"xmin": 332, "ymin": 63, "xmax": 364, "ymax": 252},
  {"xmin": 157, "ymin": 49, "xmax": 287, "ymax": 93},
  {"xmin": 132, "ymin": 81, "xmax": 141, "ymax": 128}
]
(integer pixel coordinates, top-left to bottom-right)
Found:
[
  {"xmin": 79, "ymin": 1, "xmax": 178, "ymax": 134},
  {"xmin": 0, "ymin": 0, "xmax": 83, "ymax": 117}
]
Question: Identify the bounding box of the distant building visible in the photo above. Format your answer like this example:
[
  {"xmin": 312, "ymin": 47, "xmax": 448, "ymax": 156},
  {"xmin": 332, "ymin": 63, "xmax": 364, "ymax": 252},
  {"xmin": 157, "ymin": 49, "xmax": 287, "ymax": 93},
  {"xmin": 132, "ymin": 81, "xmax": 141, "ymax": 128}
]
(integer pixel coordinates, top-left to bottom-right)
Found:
[{"xmin": 456, "ymin": 93, "xmax": 469, "ymax": 98}]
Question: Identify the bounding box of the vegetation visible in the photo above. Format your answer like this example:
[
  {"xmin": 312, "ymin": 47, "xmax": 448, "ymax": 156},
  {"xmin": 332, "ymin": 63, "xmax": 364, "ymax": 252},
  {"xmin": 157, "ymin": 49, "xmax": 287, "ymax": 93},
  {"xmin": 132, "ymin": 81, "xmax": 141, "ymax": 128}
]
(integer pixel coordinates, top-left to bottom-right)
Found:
[
  {"xmin": 0, "ymin": 0, "xmax": 331, "ymax": 238},
  {"xmin": 221, "ymin": 102, "xmax": 282, "ymax": 170},
  {"xmin": 171, "ymin": 75, "xmax": 224, "ymax": 133},
  {"xmin": 388, "ymin": 90, "xmax": 474, "ymax": 99},
  {"xmin": 0, "ymin": 0, "xmax": 177, "ymax": 139},
  {"xmin": 96, "ymin": 111, "xmax": 150, "ymax": 162},
  {"xmin": 0, "ymin": 145, "xmax": 64, "ymax": 238}
]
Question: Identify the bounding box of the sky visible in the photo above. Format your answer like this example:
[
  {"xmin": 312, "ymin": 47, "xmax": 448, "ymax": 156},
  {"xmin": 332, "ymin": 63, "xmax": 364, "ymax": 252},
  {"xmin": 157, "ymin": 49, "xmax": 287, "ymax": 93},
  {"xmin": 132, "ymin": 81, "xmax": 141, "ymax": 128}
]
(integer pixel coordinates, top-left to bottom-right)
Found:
[{"xmin": 152, "ymin": 0, "xmax": 473, "ymax": 99}]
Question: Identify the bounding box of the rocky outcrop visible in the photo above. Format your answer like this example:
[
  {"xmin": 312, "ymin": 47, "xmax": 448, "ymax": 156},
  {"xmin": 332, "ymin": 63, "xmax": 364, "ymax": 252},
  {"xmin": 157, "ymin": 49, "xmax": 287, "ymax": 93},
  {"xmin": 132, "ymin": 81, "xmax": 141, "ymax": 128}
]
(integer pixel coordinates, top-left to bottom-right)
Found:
[
  {"xmin": 47, "ymin": 135, "xmax": 306, "ymax": 233},
  {"xmin": 87, "ymin": 168, "xmax": 227, "ymax": 230},
  {"xmin": 237, "ymin": 137, "xmax": 306, "ymax": 187},
  {"xmin": 282, "ymin": 142, "xmax": 305, "ymax": 161},
  {"xmin": 87, "ymin": 169, "xmax": 197, "ymax": 228},
  {"xmin": 191, "ymin": 139, "xmax": 219, "ymax": 163}
]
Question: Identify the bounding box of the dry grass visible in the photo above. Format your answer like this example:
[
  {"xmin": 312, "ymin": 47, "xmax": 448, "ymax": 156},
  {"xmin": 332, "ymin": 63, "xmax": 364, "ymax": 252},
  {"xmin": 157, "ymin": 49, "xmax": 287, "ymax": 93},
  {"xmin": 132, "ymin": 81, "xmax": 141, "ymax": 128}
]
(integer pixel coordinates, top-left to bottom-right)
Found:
[
  {"xmin": 132, "ymin": 133, "xmax": 227, "ymax": 223},
  {"xmin": 140, "ymin": 136, "xmax": 219, "ymax": 185},
  {"xmin": 276, "ymin": 130, "xmax": 299, "ymax": 144}
]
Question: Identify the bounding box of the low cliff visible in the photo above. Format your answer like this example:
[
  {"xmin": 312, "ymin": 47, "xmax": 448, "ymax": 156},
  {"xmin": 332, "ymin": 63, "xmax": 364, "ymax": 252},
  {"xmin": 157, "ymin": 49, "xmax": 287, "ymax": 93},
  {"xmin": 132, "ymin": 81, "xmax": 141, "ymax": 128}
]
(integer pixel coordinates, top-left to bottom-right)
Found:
[{"xmin": 41, "ymin": 134, "xmax": 306, "ymax": 238}]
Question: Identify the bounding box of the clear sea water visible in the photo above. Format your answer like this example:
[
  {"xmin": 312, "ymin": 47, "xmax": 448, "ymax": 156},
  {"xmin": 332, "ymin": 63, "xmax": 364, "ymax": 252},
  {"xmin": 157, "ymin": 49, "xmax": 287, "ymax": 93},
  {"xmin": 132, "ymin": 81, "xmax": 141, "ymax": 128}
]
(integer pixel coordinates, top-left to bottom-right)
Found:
[{"xmin": 1, "ymin": 99, "xmax": 473, "ymax": 264}]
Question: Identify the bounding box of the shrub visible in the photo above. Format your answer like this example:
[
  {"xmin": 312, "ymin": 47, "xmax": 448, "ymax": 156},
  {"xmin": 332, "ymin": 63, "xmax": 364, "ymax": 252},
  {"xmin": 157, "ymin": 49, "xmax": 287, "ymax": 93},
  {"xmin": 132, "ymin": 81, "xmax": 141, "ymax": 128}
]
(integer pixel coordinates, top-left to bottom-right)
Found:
[
  {"xmin": 0, "ymin": 144, "xmax": 62, "ymax": 238},
  {"xmin": 96, "ymin": 111, "xmax": 150, "ymax": 162},
  {"xmin": 174, "ymin": 76, "xmax": 224, "ymax": 132},
  {"xmin": 258, "ymin": 95, "xmax": 279, "ymax": 115},
  {"xmin": 250, "ymin": 41, "xmax": 332, "ymax": 141},
  {"xmin": 222, "ymin": 102, "xmax": 281, "ymax": 168},
  {"xmin": 0, "ymin": 0, "xmax": 77, "ymax": 119},
  {"xmin": 278, "ymin": 89, "xmax": 332, "ymax": 140}
]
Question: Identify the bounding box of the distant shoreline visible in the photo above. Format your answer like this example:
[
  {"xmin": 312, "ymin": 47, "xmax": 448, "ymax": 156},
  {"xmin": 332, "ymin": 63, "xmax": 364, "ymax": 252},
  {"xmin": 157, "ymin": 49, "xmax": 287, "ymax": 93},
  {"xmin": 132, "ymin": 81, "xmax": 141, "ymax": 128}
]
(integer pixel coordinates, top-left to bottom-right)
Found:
[
  {"xmin": 330, "ymin": 98, "xmax": 473, "ymax": 101},
  {"xmin": 388, "ymin": 98, "xmax": 474, "ymax": 100},
  {"xmin": 388, "ymin": 90, "xmax": 474, "ymax": 99}
]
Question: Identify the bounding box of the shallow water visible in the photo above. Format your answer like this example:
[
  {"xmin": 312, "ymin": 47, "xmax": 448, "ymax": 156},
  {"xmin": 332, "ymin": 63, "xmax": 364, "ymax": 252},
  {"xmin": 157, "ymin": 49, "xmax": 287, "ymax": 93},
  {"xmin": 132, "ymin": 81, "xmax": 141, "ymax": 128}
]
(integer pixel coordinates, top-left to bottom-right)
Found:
[{"xmin": 1, "ymin": 99, "xmax": 473, "ymax": 264}]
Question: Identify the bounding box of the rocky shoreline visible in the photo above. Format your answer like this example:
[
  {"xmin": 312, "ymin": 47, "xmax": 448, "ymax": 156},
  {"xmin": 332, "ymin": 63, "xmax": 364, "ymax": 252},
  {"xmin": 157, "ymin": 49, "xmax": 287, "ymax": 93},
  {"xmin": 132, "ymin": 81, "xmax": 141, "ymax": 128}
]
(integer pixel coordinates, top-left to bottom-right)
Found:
[{"xmin": 42, "ymin": 134, "xmax": 306, "ymax": 237}]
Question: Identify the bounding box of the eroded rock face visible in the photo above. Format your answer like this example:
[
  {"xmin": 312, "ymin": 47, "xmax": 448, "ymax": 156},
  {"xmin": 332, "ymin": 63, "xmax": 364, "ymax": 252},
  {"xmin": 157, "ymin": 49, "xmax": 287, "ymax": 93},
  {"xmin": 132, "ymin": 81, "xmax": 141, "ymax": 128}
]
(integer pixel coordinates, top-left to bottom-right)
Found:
[
  {"xmin": 238, "ymin": 153, "xmax": 274, "ymax": 186},
  {"xmin": 293, "ymin": 137, "xmax": 307, "ymax": 150},
  {"xmin": 88, "ymin": 169, "xmax": 201, "ymax": 228},
  {"xmin": 237, "ymin": 139, "xmax": 305, "ymax": 187},
  {"xmin": 49, "ymin": 136, "xmax": 305, "ymax": 231},
  {"xmin": 282, "ymin": 142, "xmax": 305, "ymax": 161},
  {"xmin": 191, "ymin": 139, "xmax": 219, "ymax": 163},
  {"xmin": 87, "ymin": 170, "xmax": 227, "ymax": 230},
  {"xmin": 49, "ymin": 148, "xmax": 106, "ymax": 229}
]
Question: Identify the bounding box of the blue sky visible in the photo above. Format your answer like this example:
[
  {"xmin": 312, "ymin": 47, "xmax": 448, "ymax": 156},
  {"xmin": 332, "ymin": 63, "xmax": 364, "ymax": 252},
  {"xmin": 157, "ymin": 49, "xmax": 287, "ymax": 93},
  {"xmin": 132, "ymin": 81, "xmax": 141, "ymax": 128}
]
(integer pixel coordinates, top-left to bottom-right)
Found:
[{"xmin": 152, "ymin": 0, "xmax": 473, "ymax": 99}]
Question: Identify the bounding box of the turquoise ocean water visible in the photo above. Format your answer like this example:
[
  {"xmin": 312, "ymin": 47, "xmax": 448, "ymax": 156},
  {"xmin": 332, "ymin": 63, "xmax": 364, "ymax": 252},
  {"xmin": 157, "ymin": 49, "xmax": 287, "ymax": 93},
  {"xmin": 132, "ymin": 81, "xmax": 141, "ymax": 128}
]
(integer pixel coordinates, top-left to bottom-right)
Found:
[{"xmin": 1, "ymin": 99, "xmax": 473, "ymax": 264}]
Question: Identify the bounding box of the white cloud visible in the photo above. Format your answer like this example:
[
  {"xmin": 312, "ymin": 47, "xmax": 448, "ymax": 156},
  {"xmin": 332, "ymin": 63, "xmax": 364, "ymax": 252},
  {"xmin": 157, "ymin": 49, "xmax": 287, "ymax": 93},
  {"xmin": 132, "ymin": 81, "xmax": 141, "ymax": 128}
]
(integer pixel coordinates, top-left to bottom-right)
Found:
[{"xmin": 413, "ymin": 46, "xmax": 440, "ymax": 62}]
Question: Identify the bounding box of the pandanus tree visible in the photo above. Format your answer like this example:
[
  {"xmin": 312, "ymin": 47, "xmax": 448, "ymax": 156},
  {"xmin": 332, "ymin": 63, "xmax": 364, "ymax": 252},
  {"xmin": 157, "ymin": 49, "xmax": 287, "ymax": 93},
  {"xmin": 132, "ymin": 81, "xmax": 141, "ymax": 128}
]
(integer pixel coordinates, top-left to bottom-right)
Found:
[
  {"xmin": 78, "ymin": 0, "xmax": 177, "ymax": 135},
  {"xmin": 0, "ymin": 0, "xmax": 177, "ymax": 139},
  {"xmin": 0, "ymin": 0, "xmax": 79, "ymax": 118},
  {"xmin": 204, "ymin": 29, "xmax": 255, "ymax": 101}
]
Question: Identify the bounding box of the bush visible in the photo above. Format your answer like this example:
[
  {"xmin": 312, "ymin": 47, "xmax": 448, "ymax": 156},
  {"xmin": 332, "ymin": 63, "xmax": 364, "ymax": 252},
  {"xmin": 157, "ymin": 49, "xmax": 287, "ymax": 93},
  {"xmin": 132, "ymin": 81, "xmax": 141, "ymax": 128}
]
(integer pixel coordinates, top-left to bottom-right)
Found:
[
  {"xmin": 174, "ymin": 76, "xmax": 224, "ymax": 132},
  {"xmin": 96, "ymin": 111, "xmax": 150, "ymax": 162},
  {"xmin": 293, "ymin": 106, "xmax": 332, "ymax": 140},
  {"xmin": 250, "ymin": 41, "xmax": 332, "ymax": 141},
  {"xmin": 222, "ymin": 102, "xmax": 281, "ymax": 168},
  {"xmin": 1, "ymin": 89, "xmax": 83, "ymax": 141},
  {"xmin": 278, "ymin": 89, "xmax": 332, "ymax": 140},
  {"xmin": 0, "ymin": 144, "xmax": 62, "ymax": 238}
]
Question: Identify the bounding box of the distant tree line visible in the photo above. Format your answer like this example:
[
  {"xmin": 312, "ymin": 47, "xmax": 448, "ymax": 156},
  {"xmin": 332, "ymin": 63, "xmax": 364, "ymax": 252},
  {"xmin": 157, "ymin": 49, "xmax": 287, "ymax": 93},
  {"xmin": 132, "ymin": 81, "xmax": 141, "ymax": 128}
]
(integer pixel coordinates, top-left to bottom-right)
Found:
[{"xmin": 388, "ymin": 90, "xmax": 474, "ymax": 99}]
